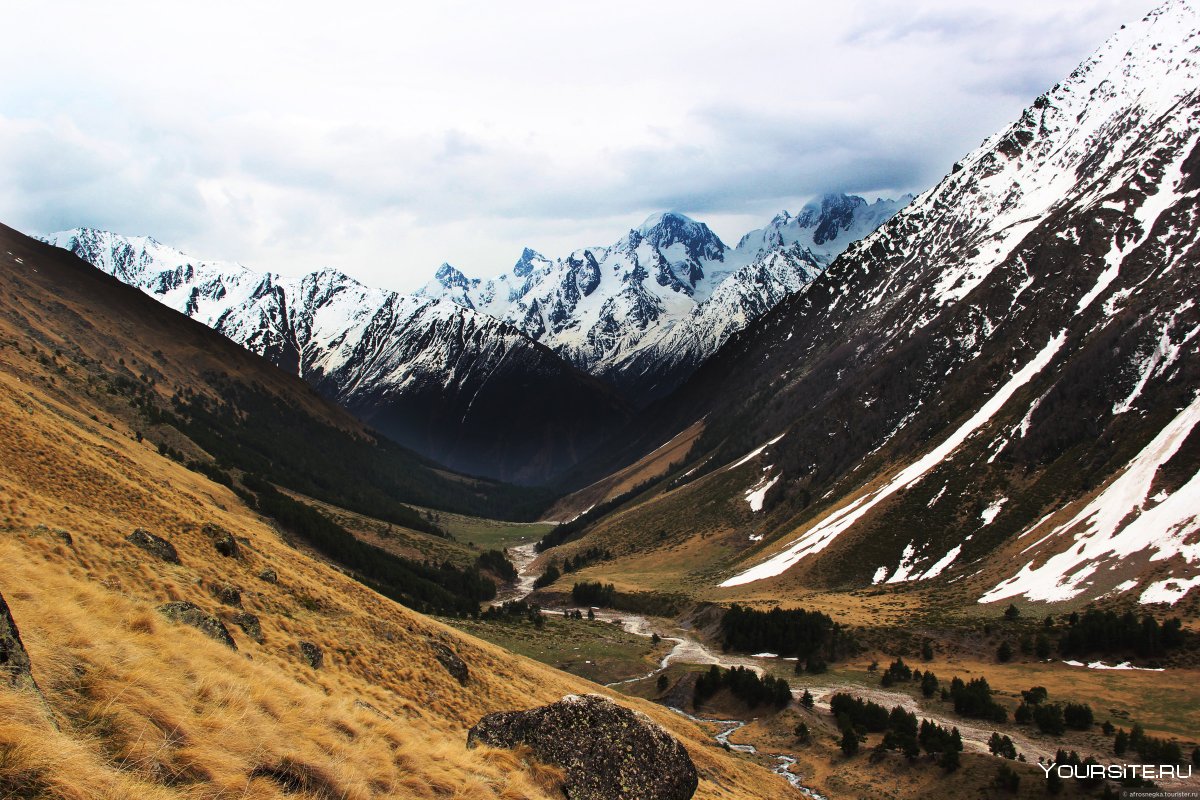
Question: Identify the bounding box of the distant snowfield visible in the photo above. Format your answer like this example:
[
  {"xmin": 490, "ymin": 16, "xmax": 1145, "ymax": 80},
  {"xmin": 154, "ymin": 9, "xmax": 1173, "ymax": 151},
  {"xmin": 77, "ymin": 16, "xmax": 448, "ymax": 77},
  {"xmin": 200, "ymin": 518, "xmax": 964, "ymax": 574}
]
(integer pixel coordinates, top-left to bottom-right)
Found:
[
  {"xmin": 980, "ymin": 392, "xmax": 1200, "ymax": 605},
  {"xmin": 720, "ymin": 333, "xmax": 1066, "ymax": 587},
  {"xmin": 1063, "ymin": 660, "xmax": 1165, "ymax": 672}
]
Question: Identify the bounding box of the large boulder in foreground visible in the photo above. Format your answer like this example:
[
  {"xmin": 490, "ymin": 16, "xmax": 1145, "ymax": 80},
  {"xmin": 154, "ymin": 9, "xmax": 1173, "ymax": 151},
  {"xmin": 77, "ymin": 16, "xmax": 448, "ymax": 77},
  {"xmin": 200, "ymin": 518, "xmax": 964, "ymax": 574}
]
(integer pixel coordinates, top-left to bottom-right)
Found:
[{"xmin": 467, "ymin": 694, "xmax": 698, "ymax": 800}]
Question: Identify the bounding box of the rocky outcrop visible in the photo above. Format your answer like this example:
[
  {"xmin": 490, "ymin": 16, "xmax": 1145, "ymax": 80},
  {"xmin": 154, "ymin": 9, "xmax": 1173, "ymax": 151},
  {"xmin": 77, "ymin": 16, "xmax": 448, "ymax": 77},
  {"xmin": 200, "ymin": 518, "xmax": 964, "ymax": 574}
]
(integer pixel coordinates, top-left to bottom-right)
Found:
[
  {"xmin": 203, "ymin": 523, "xmax": 240, "ymax": 558},
  {"xmin": 467, "ymin": 694, "xmax": 698, "ymax": 800},
  {"xmin": 157, "ymin": 601, "xmax": 237, "ymax": 649},
  {"xmin": 258, "ymin": 568, "xmax": 278, "ymax": 584},
  {"xmin": 299, "ymin": 641, "xmax": 322, "ymax": 669},
  {"xmin": 431, "ymin": 641, "xmax": 468, "ymax": 686},
  {"xmin": 209, "ymin": 583, "xmax": 242, "ymax": 607},
  {"xmin": 0, "ymin": 591, "xmax": 57, "ymax": 727},
  {"xmin": 127, "ymin": 528, "xmax": 180, "ymax": 563},
  {"xmin": 230, "ymin": 612, "xmax": 264, "ymax": 643},
  {"xmin": 1, "ymin": 592, "xmax": 39, "ymax": 693}
]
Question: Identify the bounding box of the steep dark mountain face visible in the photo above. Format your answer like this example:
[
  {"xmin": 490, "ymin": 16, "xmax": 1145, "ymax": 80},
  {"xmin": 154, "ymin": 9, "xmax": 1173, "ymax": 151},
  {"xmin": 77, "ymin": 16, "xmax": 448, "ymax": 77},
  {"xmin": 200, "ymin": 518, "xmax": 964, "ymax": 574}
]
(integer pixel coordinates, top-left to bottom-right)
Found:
[
  {"xmin": 591, "ymin": 1, "xmax": 1200, "ymax": 607},
  {"xmin": 43, "ymin": 230, "xmax": 629, "ymax": 485},
  {"xmin": 0, "ymin": 222, "xmax": 551, "ymax": 520},
  {"xmin": 314, "ymin": 299, "xmax": 630, "ymax": 485}
]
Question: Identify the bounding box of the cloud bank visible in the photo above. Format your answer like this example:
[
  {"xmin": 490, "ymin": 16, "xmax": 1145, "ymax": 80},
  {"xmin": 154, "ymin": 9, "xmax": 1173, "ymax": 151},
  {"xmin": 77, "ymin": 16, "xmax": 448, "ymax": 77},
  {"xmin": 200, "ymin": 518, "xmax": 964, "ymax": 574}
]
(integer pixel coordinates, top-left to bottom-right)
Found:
[{"xmin": 0, "ymin": 0, "xmax": 1156, "ymax": 290}]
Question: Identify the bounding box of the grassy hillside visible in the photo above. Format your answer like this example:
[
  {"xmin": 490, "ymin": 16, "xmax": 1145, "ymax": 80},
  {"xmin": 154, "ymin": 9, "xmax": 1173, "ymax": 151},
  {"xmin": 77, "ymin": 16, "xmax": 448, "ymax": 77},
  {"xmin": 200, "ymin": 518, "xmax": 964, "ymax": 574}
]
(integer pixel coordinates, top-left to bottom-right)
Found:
[
  {"xmin": 0, "ymin": 224, "xmax": 552, "ymax": 523},
  {"xmin": 0, "ymin": 236, "xmax": 789, "ymax": 799}
]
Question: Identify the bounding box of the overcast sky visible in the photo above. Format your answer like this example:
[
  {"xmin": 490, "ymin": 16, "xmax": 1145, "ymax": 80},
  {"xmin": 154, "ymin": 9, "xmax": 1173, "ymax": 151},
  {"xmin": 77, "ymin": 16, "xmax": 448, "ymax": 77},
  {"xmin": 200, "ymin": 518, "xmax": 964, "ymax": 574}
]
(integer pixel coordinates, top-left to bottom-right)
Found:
[{"xmin": 0, "ymin": 0, "xmax": 1157, "ymax": 292}]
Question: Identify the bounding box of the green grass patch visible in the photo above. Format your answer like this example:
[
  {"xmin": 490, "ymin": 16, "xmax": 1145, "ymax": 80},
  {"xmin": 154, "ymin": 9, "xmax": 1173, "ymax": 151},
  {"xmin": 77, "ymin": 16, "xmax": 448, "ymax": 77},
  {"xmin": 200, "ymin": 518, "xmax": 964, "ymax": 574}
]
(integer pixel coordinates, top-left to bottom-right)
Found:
[
  {"xmin": 445, "ymin": 613, "xmax": 666, "ymax": 685},
  {"xmin": 421, "ymin": 507, "xmax": 556, "ymax": 551}
]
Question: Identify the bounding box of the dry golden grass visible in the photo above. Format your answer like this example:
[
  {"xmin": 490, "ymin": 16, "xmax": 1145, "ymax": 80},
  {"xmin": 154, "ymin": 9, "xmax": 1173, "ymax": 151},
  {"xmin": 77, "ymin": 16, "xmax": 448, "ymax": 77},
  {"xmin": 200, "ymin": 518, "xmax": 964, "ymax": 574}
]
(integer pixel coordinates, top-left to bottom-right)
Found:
[{"xmin": 0, "ymin": 323, "xmax": 787, "ymax": 799}]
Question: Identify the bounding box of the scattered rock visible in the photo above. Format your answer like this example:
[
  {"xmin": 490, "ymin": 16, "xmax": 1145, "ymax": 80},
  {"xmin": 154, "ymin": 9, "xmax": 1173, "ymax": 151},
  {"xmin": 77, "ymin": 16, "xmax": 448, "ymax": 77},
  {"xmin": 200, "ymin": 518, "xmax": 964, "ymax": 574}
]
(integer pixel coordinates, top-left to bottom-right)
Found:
[
  {"xmin": 467, "ymin": 694, "xmax": 698, "ymax": 800},
  {"xmin": 127, "ymin": 528, "xmax": 180, "ymax": 564},
  {"xmin": 157, "ymin": 601, "xmax": 237, "ymax": 650},
  {"xmin": 1, "ymin": 592, "xmax": 39, "ymax": 692},
  {"xmin": 202, "ymin": 523, "xmax": 239, "ymax": 558},
  {"xmin": 258, "ymin": 568, "xmax": 278, "ymax": 584},
  {"xmin": 34, "ymin": 524, "xmax": 72, "ymax": 546},
  {"xmin": 431, "ymin": 641, "xmax": 469, "ymax": 686},
  {"xmin": 209, "ymin": 583, "xmax": 242, "ymax": 607},
  {"xmin": 0, "ymin": 591, "xmax": 57, "ymax": 727},
  {"xmin": 230, "ymin": 612, "xmax": 264, "ymax": 643},
  {"xmin": 299, "ymin": 641, "xmax": 323, "ymax": 669}
]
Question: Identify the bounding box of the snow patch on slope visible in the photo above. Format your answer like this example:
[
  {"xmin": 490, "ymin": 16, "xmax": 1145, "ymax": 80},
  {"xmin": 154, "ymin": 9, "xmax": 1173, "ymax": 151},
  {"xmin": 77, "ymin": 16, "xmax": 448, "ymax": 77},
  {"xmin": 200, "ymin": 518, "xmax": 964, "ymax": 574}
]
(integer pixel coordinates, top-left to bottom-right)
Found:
[
  {"xmin": 721, "ymin": 333, "xmax": 1066, "ymax": 587},
  {"xmin": 745, "ymin": 473, "xmax": 781, "ymax": 513},
  {"xmin": 980, "ymin": 392, "xmax": 1200, "ymax": 604}
]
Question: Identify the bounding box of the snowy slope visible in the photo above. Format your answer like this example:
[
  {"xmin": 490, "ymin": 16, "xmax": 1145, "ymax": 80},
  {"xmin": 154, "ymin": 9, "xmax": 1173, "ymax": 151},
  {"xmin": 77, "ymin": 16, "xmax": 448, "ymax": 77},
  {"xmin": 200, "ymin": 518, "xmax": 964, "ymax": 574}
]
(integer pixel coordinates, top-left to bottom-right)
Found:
[
  {"xmin": 44, "ymin": 229, "xmax": 629, "ymax": 483},
  {"xmin": 418, "ymin": 196, "xmax": 907, "ymax": 400}
]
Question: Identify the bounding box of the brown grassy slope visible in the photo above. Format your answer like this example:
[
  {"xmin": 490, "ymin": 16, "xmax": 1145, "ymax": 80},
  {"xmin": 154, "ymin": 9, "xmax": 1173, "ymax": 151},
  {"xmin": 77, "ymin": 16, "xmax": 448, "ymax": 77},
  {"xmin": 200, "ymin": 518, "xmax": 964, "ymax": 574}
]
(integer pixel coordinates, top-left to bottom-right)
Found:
[
  {"xmin": 0, "ymin": 244, "xmax": 787, "ymax": 799},
  {"xmin": 0, "ymin": 223, "xmax": 362, "ymax": 432}
]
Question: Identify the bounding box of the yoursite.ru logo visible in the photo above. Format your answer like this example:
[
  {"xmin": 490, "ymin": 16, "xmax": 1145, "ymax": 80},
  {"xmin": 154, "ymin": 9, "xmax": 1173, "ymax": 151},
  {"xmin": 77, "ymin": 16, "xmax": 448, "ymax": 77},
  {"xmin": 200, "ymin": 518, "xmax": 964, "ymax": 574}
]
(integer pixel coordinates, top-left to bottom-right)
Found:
[{"xmin": 1038, "ymin": 762, "xmax": 1193, "ymax": 780}]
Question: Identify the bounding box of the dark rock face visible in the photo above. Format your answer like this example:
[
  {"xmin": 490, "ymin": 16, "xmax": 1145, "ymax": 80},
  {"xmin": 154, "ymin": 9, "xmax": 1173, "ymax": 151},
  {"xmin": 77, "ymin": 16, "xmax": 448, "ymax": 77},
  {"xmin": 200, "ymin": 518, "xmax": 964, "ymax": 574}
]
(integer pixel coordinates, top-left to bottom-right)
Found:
[
  {"xmin": 431, "ymin": 641, "xmax": 468, "ymax": 686},
  {"xmin": 467, "ymin": 694, "xmax": 698, "ymax": 800},
  {"xmin": 0, "ymin": 591, "xmax": 57, "ymax": 728},
  {"xmin": 299, "ymin": 641, "xmax": 322, "ymax": 669},
  {"xmin": 203, "ymin": 523, "xmax": 240, "ymax": 558},
  {"xmin": 209, "ymin": 583, "xmax": 242, "ymax": 607},
  {"xmin": 157, "ymin": 601, "xmax": 237, "ymax": 650},
  {"xmin": 0, "ymin": 592, "xmax": 38, "ymax": 692},
  {"xmin": 258, "ymin": 568, "xmax": 278, "ymax": 584},
  {"xmin": 231, "ymin": 612, "xmax": 264, "ymax": 643},
  {"xmin": 127, "ymin": 528, "xmax": 180, "ymax": 563}
]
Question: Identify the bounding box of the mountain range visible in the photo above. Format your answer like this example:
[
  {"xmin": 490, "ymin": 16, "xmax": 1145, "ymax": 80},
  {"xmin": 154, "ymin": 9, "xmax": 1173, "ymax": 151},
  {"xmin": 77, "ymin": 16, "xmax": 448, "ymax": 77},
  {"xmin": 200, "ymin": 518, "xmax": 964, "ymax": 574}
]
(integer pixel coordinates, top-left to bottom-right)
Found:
[
  {"xmin": 45, "ymin": 194, "xmax": 906, "ymax": 482},
  {"xmin": 4, "ymin": 2, "xmax": 1200, "ymax": 799},
  {"xmin": 418, "ymin": 194, "xmax": 908, "ymax": 399}
]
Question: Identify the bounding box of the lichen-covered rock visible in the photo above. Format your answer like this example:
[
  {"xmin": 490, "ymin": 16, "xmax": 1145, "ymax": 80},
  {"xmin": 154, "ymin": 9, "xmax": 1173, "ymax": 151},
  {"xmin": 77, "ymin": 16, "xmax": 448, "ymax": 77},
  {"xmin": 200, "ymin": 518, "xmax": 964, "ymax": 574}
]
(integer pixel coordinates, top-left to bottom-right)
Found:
[
  {"xmin": 157, "ymin": 601, "xmax": 237, "ymax": 650},
  {"xmin": 432, "ymin": 641, "xmax": 468, "ymax": 685},
  {"xmin": 231, "ymin": 612, "xmax": 264, "ymax": 643},
  {"xmin": 202, "ymin": 523, "xmax": 239, "ymax": 558},
  {"xmin": 210, "ymin": 583, "xmax": 242, "ymax": 607},
  {"xmin": 34, "ymin": 524, "xmax": 73, "ymax": 546},
  {"xmin": 467, "ymin": 694, "xmax": 698, "ymax": 800},
  {"xmin": 1, "ymin": 592, "xmax": 38, "ymax": 692},
  {"xmin": 299, "ymin": 641, "xmax": 322, "ymax": 669},
  {"xmin": 127, "ymin": 528, "xmax": 180, "ymax": 563},
  {"xmin": 258, "ymin": 568, "xmax": 278, "ymax": 584},
  {"xmin": 0, "ymin": 591, "xmax": 57, "ymax": 727}
]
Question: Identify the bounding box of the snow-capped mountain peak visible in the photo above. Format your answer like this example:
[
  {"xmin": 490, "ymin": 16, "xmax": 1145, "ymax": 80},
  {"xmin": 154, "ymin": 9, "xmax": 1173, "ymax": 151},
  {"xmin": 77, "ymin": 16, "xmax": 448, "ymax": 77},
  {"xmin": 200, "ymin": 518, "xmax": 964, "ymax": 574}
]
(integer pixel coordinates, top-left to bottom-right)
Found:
[{"xmin": 418, "ymin": 195, "xmax": 907, "ymax": 400}]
